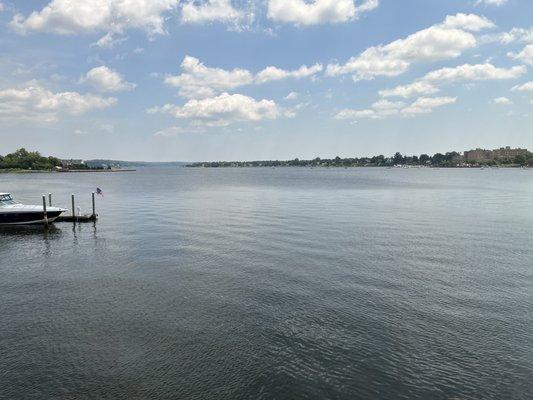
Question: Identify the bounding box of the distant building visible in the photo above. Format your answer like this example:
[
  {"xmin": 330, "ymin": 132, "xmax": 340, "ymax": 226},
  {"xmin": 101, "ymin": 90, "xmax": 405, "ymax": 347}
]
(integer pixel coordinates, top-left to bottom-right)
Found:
[
  {"xmin": 463, "ymin": 147, "xmax": 528, "ymax": 163},
  {"xmin": 61, "ymin": 159, "xmax": 84, "ymax": 167},
  {"xmin": 492, "ymin": 146, "xmax": 528, "ymax": 160}
]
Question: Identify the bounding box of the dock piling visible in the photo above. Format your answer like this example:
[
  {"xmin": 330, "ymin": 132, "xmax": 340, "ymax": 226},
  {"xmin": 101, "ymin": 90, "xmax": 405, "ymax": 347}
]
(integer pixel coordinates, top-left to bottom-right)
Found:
[
  {"xmin": 48, "ymin": 193, "xmax": 52, "ymax": 207},
  {"xmin": 71, "ymin": 194, "xmax": 75, "ymax": 220},
  {"xmin": 42, "ymin": 195, "xmax": 48, "ymax": 227},
  {"xmin": 52, "ymin": 192, "xmax": 98, "ymax": 224}
]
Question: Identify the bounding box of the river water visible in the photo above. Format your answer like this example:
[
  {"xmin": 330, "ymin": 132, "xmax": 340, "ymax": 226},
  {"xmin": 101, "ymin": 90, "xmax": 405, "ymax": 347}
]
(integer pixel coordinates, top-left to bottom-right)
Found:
[{"xmin": 1, "ymin": 168, "xmax": 532, "ymax": 399}]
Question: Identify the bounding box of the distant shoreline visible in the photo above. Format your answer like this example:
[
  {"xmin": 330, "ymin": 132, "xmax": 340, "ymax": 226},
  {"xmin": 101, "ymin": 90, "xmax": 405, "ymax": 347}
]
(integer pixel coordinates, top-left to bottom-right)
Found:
[
  {"xmin": 186, "ymin": 165, "xmax": 530, "ymax": 169},
  {"xmin": 0, "ymin": 168, "xmax": 136, "ymax": 174},
  {"xmin": 61, "ymin": 169, "xmax": 136, "ymax": 173},
  {"xmin": 186, "ymin": 148, "xmax": 532, "ymax": 169}
]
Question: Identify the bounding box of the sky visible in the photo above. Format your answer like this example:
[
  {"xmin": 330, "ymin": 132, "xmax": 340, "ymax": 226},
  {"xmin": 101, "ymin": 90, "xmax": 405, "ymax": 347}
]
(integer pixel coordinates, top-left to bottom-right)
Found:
[{"xmin": 0, "ymin": 0, "xmax": 532, "ymax": 162}]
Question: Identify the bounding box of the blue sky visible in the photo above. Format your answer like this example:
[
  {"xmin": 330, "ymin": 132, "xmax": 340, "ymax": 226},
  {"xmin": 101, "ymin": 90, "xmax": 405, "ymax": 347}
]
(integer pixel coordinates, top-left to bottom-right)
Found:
[{"xmin": 0, "ymin": 0, "xmax": 532, "ymax": 161}]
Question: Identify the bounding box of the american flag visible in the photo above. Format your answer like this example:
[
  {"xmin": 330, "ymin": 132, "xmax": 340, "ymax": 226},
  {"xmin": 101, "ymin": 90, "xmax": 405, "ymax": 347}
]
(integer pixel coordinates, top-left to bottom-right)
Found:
[{"xmin": 96, "ymin": 187, "xmax": 104, "ymax": 197}]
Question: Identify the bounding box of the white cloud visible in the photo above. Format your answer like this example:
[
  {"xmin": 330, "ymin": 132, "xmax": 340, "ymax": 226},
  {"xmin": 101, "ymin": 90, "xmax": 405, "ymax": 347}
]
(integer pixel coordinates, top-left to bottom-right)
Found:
[
  {"xmin": 499, "ymin": 27, "xmax": 533, "ymax": 44},
  {"xmin": 164, "ymin": 56, "xmax": 254, "ymax": 99},
  {"xmin": 0, "ymin": 3, "xmax": 4, "ymax": 12},
  {"xmin": 379, "ymin": 81, "xmax": 439, "ymax": 99},
  {"xmin": 154, "ymin": 126, "xmax": 205, "ymax": 137},
  {"xmin": 284, "ymin": 91, "xmax": 299, "ymax": 100},
  {"xmin": 154, "ymin": 128, "xmax": 179, "ymax": 137},
  {"xmin": 82, "ymin": 66, "xmax": 136, "ymax": 92},
  {"xmin": 149, "ymin": 93, "xmax": 280, "ymax": 126},
  {"xmin": 509, "ymin": 44, "xmax": 533, "ymax": 66},
  {"xmin": 326, "ymin": 13, "xmax": 494, "ymax": 81},
  {"xmin": 255, "ymin": 63, "xmax": 323, "ymax": 84},
  {"xmin": 92, "ymin": 32, "xmax": 127, "ymax": 49},
  {"xmin": 181, "ymin": 0, "xmax": 244, "ymax": 24},
  {"xmin": 164, "ymin": 56, "xmax": 322, "ymax": 99},
  {"xmin": 147, "ymin": 103, "xmax": 175, "ymax": 114},
  {"xmin": 441, "ymin": 13, "xmax": 495, "ymax": 32},
  {"xmin": 475, "ymin": 0, "xmax": 508, "ymax": 6},
  {"xmin": 336, "ymin": 108, "xmax": 380, "ymax": 120},
  {"xmin": 295, "ymin": 102, "xmax": 309, "ymax": 110},
  {"xmin": 401, "ymin": 96, "xmax": 457, "ymax": 116},
  {"xmin": 512, "ymin": 81, "xmax": 533, "ymax": 91},
  {"xmin": 0, "ymin": 82, "xmax": 117, "ymax": 123},
  {"xmin": 354, "ymin": 0, "xmax": 379, "ymax": 15},
  {"xmin": 493, "ymin": 96, "xmax": 512, "ymax": 105},
  {"xmin": 371, "ymin": 99, "xmax": 405, "ymax": 116},
  {"xmin": 284, "ymin": 109, "xmax": 297, "ymax": 118},
  {"xmin": 335, "ymin": 96, "xmax": 455, "ymax": 120},
  {"xmin": 10, "ymin": 0, "xmax": 178, "ymax": 36},
  {"xmin": 422, "ymin": 63, "xmax": 526, "ymax": 83},
  {"xmin": 380, "ymin": 63, "xmax": 525, "ymax": 100},
  {"xmin": 267, "ymin": 0, "xmax": 378, "ymax": 26}
]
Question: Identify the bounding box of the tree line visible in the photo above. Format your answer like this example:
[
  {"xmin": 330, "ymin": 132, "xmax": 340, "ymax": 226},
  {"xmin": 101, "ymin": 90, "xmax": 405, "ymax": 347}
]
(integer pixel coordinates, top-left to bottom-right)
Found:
[
  {"xmin": 188, "ymin": 151, "xmax": 533, "ymax": 168},
  {"xmin": 0, "ymin": 148, "xmax": 61, "ymax": 170}
]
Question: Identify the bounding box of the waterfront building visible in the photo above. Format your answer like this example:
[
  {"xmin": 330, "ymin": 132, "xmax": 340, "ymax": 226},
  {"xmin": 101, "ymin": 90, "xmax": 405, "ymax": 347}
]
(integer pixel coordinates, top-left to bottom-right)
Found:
[{"xmin": 463, "ymin": 147, "xmax": 528, "ymax": 163}]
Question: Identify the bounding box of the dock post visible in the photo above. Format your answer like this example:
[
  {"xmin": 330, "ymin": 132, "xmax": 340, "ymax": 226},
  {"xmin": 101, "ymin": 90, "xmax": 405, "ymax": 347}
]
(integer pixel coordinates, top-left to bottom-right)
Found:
[
  {"xmin": 42, "ymin": 195, "xmax": 48, "ymax": 227},
  {"xmin": 71, "ymin": 194, "xmax": 75, "ymax": 221},
  {"xmin": 91, "ymin": 192, "xmax": 96, "ymax": 219},
  {"xmin": 48, "ymin": 193, "xmax": 52, "ymax": 207}
]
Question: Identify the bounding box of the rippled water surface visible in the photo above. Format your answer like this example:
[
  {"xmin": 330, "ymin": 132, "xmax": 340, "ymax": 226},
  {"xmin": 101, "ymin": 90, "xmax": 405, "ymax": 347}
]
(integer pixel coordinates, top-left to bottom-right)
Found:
[{"xmin": 1, "ymin": 168, "xmax": 532, "ymax": 399}]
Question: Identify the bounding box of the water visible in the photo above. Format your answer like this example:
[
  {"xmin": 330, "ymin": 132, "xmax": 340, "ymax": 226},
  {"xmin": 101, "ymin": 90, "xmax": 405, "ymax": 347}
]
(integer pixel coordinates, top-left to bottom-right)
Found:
[{"xmin": 1, "ymin": 168, "xmax": 532, "ymax": 399}]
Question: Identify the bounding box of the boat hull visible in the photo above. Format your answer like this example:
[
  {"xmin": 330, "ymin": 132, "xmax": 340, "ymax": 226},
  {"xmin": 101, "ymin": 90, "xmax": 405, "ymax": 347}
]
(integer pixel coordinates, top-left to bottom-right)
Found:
[{"xmin": 0, "ymin": 211, "xmax": 64, "ymax": 225}]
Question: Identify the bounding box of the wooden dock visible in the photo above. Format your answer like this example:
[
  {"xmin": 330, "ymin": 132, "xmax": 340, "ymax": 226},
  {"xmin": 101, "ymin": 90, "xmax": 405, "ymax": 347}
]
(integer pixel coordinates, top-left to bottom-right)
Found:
[
  {"xmin": 56, "ymin": 213, "xmax": 97, "ymax": 223},
  {"xmin": 45, "ymin": 192, "xmax": 98, "ymax": 224}
]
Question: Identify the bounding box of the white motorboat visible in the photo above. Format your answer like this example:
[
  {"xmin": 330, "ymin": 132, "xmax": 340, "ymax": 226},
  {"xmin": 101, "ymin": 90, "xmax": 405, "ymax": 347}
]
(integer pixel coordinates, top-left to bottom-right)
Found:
[{"xmin": 0, "ymin": 193, "xmax": 66, "ymax": 225}]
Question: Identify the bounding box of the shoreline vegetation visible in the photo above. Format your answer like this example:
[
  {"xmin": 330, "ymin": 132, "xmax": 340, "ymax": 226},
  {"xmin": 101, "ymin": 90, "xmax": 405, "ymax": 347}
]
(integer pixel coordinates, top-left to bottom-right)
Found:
[
  {"xmin": 2, "ymin": 147, "xmax": 532, "ymax": 172},
  {"xmin": 0, "ymin": 149, "xmax": 62, "ymax": 171},
  {"xmin": 188, "ymin": 149, "xmax": 533, "ymax": 169},
  {"xmin": 0, "ymin": 149, "xmax": 134, "ymax": 173}
]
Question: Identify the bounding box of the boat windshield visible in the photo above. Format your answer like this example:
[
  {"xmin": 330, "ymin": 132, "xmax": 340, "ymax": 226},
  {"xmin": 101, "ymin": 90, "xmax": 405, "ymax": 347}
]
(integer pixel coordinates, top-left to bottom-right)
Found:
[{"xmin": 0, "ymin": 194, "xmax": 16, "ymax": 206}]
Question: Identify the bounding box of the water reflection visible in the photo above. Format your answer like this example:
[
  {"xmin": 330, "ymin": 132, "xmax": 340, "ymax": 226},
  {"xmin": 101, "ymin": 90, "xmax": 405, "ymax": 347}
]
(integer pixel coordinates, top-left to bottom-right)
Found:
[
  {"xmin": 0, "ymin": 224, "xmax": 62, "ymax": 237},
  {"xmin": 0, "ymin": 221, "xmax": 100, "ymax": 250},
  {"xmin": 0, "ymin": 168, "xmax": 532, "ymax": 400}
]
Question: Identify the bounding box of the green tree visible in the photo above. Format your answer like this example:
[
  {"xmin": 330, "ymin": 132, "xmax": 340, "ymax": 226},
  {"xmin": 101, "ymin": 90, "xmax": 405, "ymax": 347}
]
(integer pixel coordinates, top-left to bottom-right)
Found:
[
  {"xmin": 393, "ymin": 152, "xmax": 404, "ymax": 165},
  {"xmin": 419, "ymin": 154, "xmax": 431, "ymax": 164},
  {"xmin": 0, "ymin": 148, "xmax": 62, "ymax": 170},
  {"xmin": 432, "ymin": 153, "xmax": 445, "ymax": 165}
]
